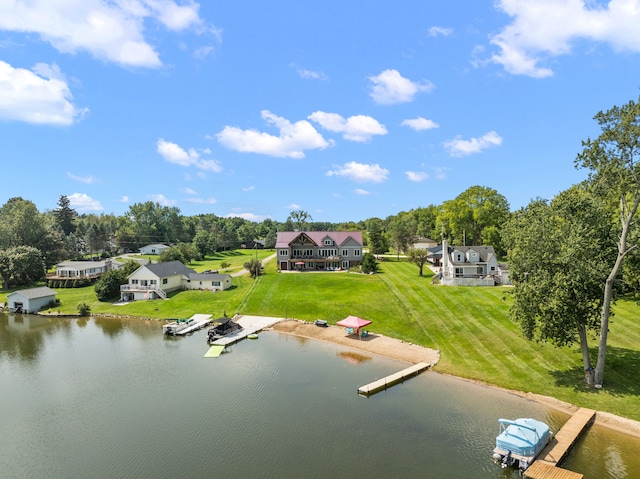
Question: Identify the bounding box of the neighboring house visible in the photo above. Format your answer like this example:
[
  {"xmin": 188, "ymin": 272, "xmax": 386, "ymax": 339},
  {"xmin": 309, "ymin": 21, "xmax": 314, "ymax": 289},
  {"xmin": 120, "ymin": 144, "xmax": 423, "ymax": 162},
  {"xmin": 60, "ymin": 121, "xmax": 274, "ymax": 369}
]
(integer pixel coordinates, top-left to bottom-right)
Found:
[
  {"xmin": 47, "ymin": 259, "xmax": 122, "ymax": 281},
  {"xmin": 241, "ymin": 239, "xmax": 265, "ymax": 250},
  {"xmin": 7, "ymin": 286, "xmax": 57, "ymax": 313},
  {"xmin": 120, "ymin": 260, "xmax": 232, "ymax": 301},
  {"xmin": 412, "ymin": 237, "xmax": 438, "ymax": 250},
  {"xmin": 139, "ymin": 244, "xmax": 171, "ymax": 255},
  {"xmin": 275, "ymin": 231, "xmax": 363, "ymax": 271},
  {"xmin": 439, "ymin": 239, "xmax": 510, "ymax": 286}
]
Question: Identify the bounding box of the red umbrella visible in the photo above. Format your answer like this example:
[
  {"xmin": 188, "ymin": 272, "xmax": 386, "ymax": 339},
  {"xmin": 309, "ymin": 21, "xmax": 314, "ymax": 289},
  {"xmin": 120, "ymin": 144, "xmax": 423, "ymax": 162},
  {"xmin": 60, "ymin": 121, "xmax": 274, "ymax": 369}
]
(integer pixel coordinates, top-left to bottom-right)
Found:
[{"xmin": 336, "ymin": 315, "xmax": 372, "ymax": 337}]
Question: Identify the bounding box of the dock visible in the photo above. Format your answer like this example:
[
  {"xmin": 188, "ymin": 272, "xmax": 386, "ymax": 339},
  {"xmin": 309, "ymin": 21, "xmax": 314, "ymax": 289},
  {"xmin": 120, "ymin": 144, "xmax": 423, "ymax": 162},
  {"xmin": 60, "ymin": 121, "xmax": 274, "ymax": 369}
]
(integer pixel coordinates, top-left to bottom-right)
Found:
[
  {"xmin": 208, "ymin": 315, "xmax": 282, "ymax": 346},
  {"xmin": 524, "ymin": 407, "xmax": 596, "ymax": 479},
  {"xmin": 175, "ymin": 314, "xmax": 212, "ymax": 335},
  {"xmin": 357, "ymin": 362, "xmax": 431, "ymax": 396}
]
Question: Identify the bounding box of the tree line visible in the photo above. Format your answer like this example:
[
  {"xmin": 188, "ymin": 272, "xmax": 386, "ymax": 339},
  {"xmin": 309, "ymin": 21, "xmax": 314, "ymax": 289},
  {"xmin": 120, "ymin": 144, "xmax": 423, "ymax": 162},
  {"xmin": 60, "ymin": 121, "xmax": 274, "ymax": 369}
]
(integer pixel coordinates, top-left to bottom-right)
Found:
[{"xmin": 2, "ymin": 95, "xmax": 639, "ymax": 389}]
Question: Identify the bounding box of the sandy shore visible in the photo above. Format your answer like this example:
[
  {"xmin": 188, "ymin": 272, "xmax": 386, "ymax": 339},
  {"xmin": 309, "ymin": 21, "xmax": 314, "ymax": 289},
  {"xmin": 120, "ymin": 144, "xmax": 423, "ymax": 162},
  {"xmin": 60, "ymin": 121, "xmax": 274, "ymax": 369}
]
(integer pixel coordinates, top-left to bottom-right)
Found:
[{"xmin": 270, "ymin": 319, "xmax": 640, "ymax": 439}]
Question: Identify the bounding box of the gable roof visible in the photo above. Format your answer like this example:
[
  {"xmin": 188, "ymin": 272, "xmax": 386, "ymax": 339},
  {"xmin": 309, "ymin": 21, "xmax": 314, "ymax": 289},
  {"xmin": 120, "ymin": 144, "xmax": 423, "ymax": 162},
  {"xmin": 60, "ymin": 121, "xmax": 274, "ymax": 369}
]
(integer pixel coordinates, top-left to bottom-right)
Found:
[
  {"xmin": 447, "ymin": 245, "xmax": 496, "ymax": 263},
  {"xmin": 57, "ymin": 260, "xmax": 109, "ymax": 269},
  {"xmin": 144, "ymin": 260, "xmax": 195, "ymax": 278},
  {"xmin": 8, "ymin": 286, "xmax": 57, "ymax": 299},
  {"xmin": 276, "ymin": 231, "xmax": 363, "ymax": 248},
  {"xmin": 188, "ymin": 273, "xmax": 231, "ymax": 281},
  {"xmin": 140, "ymin": 243, "xmax": 170, "ymax": 250}
]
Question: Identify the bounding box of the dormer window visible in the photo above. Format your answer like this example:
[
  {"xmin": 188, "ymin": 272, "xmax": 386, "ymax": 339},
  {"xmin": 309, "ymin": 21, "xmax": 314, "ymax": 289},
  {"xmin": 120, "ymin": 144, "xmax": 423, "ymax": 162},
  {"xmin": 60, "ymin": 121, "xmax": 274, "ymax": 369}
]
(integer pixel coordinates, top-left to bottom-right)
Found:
[{"xmin": 324, "ymin": 239, "xmax": 333, "ymax": 245}]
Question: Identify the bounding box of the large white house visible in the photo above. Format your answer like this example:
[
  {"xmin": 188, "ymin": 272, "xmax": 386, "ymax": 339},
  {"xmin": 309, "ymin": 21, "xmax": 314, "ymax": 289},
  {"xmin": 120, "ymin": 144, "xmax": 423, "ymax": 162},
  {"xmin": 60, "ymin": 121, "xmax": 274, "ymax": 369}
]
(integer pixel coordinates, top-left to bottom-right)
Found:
[
  {"xmin": 120, "ymin": 260, "xmax": 232, "ymax": 301},
  {"xmin": 275, "ymin": 231, "xmax": 363, "ymax": 271},
  {"xmin": 439, "ymin": 239, "xmax": 510, "ymax": 286}
]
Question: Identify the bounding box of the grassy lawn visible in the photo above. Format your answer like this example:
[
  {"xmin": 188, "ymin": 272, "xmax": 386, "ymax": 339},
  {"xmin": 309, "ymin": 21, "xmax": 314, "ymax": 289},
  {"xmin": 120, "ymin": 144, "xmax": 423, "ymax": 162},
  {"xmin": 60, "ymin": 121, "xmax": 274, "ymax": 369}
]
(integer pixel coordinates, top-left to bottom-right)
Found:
[
  {"xmin": 2, "ymin": 253, "xmax": 640, "ymax": 421},
  {"xmin": 240, "ymin": 259, "xmax": 640, "ymax": 421},
  {"xmin": 126, "ymin": 249, "xmax": 274, "ymax": 274}
]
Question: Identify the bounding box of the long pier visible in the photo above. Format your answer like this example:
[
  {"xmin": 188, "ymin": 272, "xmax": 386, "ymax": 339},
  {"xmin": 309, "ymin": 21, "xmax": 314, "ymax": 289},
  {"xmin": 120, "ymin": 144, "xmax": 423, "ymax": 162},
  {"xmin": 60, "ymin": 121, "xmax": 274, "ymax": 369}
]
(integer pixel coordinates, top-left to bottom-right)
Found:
[
  {"xmin": 357, "ymin": 362, "xmax": 431, "ymax": 396},
  {"xmin": 524, "ymin": 407, "xmax": 596, "ymax": 479},
  {"xmin": 175, "ymin": 314, "xmax": 212, "ymax": 335}
]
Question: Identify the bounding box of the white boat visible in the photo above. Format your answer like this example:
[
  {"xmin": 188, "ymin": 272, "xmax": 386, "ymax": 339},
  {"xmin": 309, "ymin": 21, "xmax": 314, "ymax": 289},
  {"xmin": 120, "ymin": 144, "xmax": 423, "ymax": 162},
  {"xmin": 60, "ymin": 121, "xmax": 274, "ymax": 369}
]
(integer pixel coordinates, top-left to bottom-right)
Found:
[
  {"xmin": 163, "ymin": 318, "xmax": 195, "ymax": 335},
  {"xmin": 492, "ymin": 417, "xmax": 551, "ymax": 471}
]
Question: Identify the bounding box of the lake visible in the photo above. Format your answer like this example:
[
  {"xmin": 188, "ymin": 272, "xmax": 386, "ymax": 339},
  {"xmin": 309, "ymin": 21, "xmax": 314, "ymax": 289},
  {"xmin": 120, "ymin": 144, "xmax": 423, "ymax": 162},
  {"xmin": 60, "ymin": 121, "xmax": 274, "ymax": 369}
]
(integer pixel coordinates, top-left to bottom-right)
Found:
[{"xmin": 1, "ymin": 313, "xmax": 639, "ymax": 478}]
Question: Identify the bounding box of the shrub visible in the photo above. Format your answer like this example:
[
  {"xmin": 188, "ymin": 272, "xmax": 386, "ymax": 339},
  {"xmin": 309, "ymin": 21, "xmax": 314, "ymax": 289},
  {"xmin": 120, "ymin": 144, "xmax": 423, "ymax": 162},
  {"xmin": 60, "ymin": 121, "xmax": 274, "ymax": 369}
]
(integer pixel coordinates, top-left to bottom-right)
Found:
[{"xmin": 77, "ymin": 302, "xmax": 91, "ymax": 316}]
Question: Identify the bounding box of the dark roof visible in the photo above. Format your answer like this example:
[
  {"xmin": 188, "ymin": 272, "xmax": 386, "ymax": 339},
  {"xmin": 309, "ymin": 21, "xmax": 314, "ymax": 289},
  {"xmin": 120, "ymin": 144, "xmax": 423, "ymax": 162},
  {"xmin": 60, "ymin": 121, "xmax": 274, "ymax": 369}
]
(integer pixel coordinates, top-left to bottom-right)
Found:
[
  {"xmin": 145, "ymin": 260, "xmax": 195, "ymax": 278},
  {"xmin": 275, "ymin": 231, "xmax": 363, "ymax": 248},
  {"xmin": 9, "ymin": 286, "xmax": 57, "ymax": 299},
  {"xmin": 188, "ymin": 273, "xmax": 231, "ymax": 281}
]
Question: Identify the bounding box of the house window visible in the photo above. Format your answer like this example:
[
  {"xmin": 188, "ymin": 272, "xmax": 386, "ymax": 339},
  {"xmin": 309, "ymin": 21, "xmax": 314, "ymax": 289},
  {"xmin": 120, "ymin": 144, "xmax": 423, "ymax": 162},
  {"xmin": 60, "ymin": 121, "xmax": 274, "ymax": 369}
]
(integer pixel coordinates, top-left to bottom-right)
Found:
[
  {"xmin": 132, "ymin": 279, "xmax": 139, "ymax": 284},
  {"xmin": 292, "ymin": 249, "xmax": 302, "ymax": 257},
  {"xmin": 324, "ymin": 239, "xmax": 332, "ymax": 245},
  {"xmin": 162, "ymin": 278, "xmax": 168, "ymax": 285},
  {"xmin": 354, "ymin": 249, "xmax": 361, "ymax": 256},
  {"xmin": 308, "ymin": 262, "xmax": 314, "ymax": 269},
  {"xmin": 342, "ymin": 261, "xmax": 349, "ymax": 269},
  {"xmin": 455, "ymin": 268, "xmax": 464, "ymax": 277},
  {"xmin": 342, "ymin": 249, "xmax": 348, "ymax": 256},
  {"xmin": 477, "ymin": 267, "xmax": 483, "ymax": 275},
  {"xmin": 150, "ymin": 280, "xmax": 157, "ymax": 285},
  {"xmin": 213, "ymin": 281, "xmax": 220, "ymax": 286},
  {"xmin": 279, "ymin": 249, "xmax": 288, "ymax": 256},
  {"xmin": 304, "ymin": 249, "xmax": 313, "ymax": 257},
  {"xmin": 490, "ymin": 266, "xmax": 496, "ymax": 271}
]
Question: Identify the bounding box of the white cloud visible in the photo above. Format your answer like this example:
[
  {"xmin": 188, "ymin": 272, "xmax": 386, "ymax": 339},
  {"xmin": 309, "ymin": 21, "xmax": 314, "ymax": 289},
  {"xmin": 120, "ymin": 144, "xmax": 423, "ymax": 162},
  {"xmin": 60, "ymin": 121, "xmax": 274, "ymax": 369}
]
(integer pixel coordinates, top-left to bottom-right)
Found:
[
  {"xmin": 432, "ymin": 167, "xmax": 448, "ymax": 180},
  {"xmin": 326, "ymin": 161, "xmax": 389, "ymax": 183},
  {"xmin": 119, "ymin": 195, "xmax": 130, "ymax": 202},
  {"xmin": 216, "ymin": 110, "xmax": 333, "ymax": 158},
  {"xmin": 0, "ymin": 61, "xmax": 87, "ymax": 125},
  {"xmin": 242, "ymin": 186, "xmax": 255, "ymax": 192},
  {"xmin": 294, "ymin": 65, "xmax": 328, "ymax": 81},
  {"xmin": 226, "ymin": 212, "xmax": 269, "ymax": 222},
  {"xmin": 68, "ymin": 193, "xmax": 103, "ymax": 212},
  {"xmin": 401, "ymin": 117, "xmax": 439, "ymax": 131},
  {"xmin": 148, "ymin": 193, "xmax": 175, "ymax": 206},
  {"xmin": 406, "ymin": 171, "xmax": 429, "ymax": 182},
  {"xmin": 182, "ymin": 187, "xmax": 197, "ymax": 195},
  {"xmin": 489, "ymin": 0, "xmax": 640, "ymax": 78},
  {"xmin": 354, "ymin": 188, "xmax": 371, "ymax": 195},
  {"xmin": 67, "ymin": 172, "xmax": 96, "ymax": 184},
  {"xmin": 0, "ymin": 0, "xmax": 209, "ymax": 68},
  {"xmin": 185, "ymin": 197, "xmax": 217, "ymax": 204},
  {"xmin": 157, "ymin": 139, "xmax": 222, "ymax": 172},
  {"xmin": 286, "ymin": 203, "xmax": 301, "ymax": 210},
  {"xmin": 368, "ymin": 69, "xmax": 434, "ymax": 105},
  {"xmin": 308, "ymin": 111, "xmax": 387, "ymax": 142},
  {"xmin": 444, "ymin": 131, "xmax": 503, "ymax": 157},
  {"xmin": 428, "ymin": 26, "xmax": 453, "ymax": 37}
]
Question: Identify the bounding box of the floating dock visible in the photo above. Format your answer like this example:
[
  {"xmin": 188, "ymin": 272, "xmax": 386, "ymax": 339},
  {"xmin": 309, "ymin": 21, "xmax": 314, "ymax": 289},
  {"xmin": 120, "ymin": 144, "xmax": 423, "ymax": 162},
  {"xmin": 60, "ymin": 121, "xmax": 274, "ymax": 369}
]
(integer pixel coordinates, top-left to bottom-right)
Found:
[
  {"xmin": 174, "ymin": 314, "xmax": 212, "ymax": 335},
  {"xmin": 357, "ymin": 362, "xmax": 431, "ymax": 396},
  {"xmin": 524, "ymin": 407, "xmax": 596, "ymax": 479},
  {"xmin": 208, "ymin": 315, "xmax": 282, "ymax": 347}
]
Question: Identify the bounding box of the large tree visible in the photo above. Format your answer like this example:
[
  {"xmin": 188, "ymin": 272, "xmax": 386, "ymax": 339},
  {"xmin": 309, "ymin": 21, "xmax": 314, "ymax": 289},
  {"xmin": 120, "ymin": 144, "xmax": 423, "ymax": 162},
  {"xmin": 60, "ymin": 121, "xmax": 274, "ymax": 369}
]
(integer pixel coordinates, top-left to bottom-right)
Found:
[
  {"xmin": 53, "ymin": 195, "xmax": 77, "ymax": 235},
  {"xmin": 0, "ymin": 246, "xmax": 46, "ymax": 289},
  {"xmin": 502, "ymin": 187, "xmax": 614, "ymax": 384},
  {"xmin": 287, "ymin": 210, "xmax": 312, "ymax": 231},
  {"xmin": 575, "ymin": 95, "xmax": 640, "ymax": 387},
  {"xmin": 365, "ymin": 217, "xmax": 388, "ymax": 255}
]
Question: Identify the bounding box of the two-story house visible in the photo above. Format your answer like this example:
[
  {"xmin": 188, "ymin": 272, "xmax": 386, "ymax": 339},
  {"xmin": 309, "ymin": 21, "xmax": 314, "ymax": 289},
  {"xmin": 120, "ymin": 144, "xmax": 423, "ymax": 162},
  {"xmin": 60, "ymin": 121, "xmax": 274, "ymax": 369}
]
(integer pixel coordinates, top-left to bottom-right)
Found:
[
  {"xmin": 440, "ymin": 239, "xmax": 510, "ymax": 286},
  {"xmin": 276, "ymin": 231, "xmax": 363, "ymax": 271},
  {"xmin": 120, "ymin": 260, "xmax": 232, "ymax": 301}
]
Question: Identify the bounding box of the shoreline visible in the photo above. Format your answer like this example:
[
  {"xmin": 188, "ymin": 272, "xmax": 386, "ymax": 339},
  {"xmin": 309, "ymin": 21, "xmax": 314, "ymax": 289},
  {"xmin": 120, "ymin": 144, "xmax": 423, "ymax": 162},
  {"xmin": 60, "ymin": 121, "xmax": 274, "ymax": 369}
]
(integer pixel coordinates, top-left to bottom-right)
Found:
[{"xmin": 270, "ymin": 318, "xmax": 640, "ymax": 440}]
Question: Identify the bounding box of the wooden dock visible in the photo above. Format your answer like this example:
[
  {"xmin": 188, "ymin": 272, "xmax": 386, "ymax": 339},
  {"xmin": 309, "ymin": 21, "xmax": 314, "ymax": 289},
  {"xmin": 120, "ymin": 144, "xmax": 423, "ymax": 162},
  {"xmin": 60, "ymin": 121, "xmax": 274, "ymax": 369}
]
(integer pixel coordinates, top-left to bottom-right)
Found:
[
  {"xmin": 524, "ymin": 407, "xmax": 596, "ymax": 479},
  {"xmin": 209, "ymin": 315, "xmax": 282, "ymax": 346},
  {"xmin": 357, "ymin": 362, "xmax": 431, "ymax": 396}
]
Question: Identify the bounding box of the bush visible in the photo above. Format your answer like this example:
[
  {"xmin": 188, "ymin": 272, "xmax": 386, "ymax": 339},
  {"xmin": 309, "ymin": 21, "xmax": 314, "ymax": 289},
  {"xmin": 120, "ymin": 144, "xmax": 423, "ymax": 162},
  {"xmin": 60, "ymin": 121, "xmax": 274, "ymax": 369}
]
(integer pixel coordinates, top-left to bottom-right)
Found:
[
  {"xmin": 95, "ymin": 269, "xmax": 128, "ymax": 302},
  {"xmin": 77, "ymin": 302, "xmax": 91, "ymax": 316}
]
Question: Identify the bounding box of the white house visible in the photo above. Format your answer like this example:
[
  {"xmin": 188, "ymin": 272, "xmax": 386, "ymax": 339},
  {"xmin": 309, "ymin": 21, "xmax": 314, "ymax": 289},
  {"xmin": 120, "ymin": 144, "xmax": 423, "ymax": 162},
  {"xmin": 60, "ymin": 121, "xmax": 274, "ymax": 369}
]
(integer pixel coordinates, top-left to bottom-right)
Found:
[
  {"xmin": 440, "ymin": 239, "xmax": 510, "ymax": 286},
  {"xmin": 139, "ymin": 244, "xmax": 171, "ymax": 255},
  {"xmin": 48, "ymin": 259, "xmax": 122, "ymax": 281},
  {"xmin": 120, "ymin": 260, "xmax": 232, "ymax": 301},
  {"xmin": 7, "ymin": 286, "xmax": 57, "ymax": 313}
]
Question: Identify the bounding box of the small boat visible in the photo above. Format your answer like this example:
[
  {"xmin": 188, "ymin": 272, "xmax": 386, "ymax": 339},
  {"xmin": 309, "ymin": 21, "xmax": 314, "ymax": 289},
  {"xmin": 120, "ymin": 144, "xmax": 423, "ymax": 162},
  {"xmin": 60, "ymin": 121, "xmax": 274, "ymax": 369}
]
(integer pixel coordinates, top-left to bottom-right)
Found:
[
  {"xmin": 314, "ymin": 319, "xmax": 328, "ymax": 327},
  {"xmin": 163, "ymin": 318, "xmax": 194, "ymax": 335},
  {"xmin": 247, "ymin": 333, "xmax": 259, "ymax": 339},
  {"xmin": 207, "ymin": 317, "xmax": 242, "ymax": 342},
  {"xmin": 492, "ymin": 418, "xmax": 551, "ymax": 471}
]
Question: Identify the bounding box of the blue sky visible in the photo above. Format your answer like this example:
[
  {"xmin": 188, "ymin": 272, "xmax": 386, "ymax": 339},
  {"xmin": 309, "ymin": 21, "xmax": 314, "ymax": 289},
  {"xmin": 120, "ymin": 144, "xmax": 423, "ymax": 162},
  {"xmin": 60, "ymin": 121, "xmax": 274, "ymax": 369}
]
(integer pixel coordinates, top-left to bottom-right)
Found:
[{"xmin": 1, "ymin": 1, "xmax": 639, "ymax": 223}]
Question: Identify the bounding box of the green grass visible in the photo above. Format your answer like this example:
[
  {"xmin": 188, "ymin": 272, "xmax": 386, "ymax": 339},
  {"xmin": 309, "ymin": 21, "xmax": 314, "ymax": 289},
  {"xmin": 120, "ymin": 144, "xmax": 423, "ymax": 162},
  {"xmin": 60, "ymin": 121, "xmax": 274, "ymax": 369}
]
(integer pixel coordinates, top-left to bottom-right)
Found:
[
  {"xmin": 2, "ymin": 253, "xmax": 640, "ymax": 421},
  {"xmin": 240, "ymin": 259, "xmax": 640, "ymax": 421}
]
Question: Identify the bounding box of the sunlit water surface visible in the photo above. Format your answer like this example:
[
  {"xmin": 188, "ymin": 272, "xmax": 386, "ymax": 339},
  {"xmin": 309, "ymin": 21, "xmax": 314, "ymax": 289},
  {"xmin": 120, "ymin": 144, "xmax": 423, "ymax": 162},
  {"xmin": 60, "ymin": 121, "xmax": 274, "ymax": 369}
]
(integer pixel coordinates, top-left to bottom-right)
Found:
[{"xmin": 1, "ymin": 314, "xmax": 639, "ymax": 478}]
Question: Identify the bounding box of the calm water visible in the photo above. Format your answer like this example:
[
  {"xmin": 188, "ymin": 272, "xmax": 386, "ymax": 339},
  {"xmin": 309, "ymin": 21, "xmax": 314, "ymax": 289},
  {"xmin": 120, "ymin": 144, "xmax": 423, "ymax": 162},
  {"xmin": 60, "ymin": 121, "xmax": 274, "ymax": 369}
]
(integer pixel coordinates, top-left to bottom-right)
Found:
[{"xmin": 1, "ymin": 314, "xmax": 639, "ymax": 479}]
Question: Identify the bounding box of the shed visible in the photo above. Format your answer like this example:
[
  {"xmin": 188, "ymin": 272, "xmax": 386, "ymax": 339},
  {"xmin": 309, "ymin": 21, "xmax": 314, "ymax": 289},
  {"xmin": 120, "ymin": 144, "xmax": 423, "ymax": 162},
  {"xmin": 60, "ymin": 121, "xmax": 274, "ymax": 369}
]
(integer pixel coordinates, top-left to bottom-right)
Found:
[
  {"xmin": 139, "ymin": 244, "xmax": 170, "ymax": 255},
  {"xmin": 7, "ymin": 286, "xmax": 57, "ymax": 313}
]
